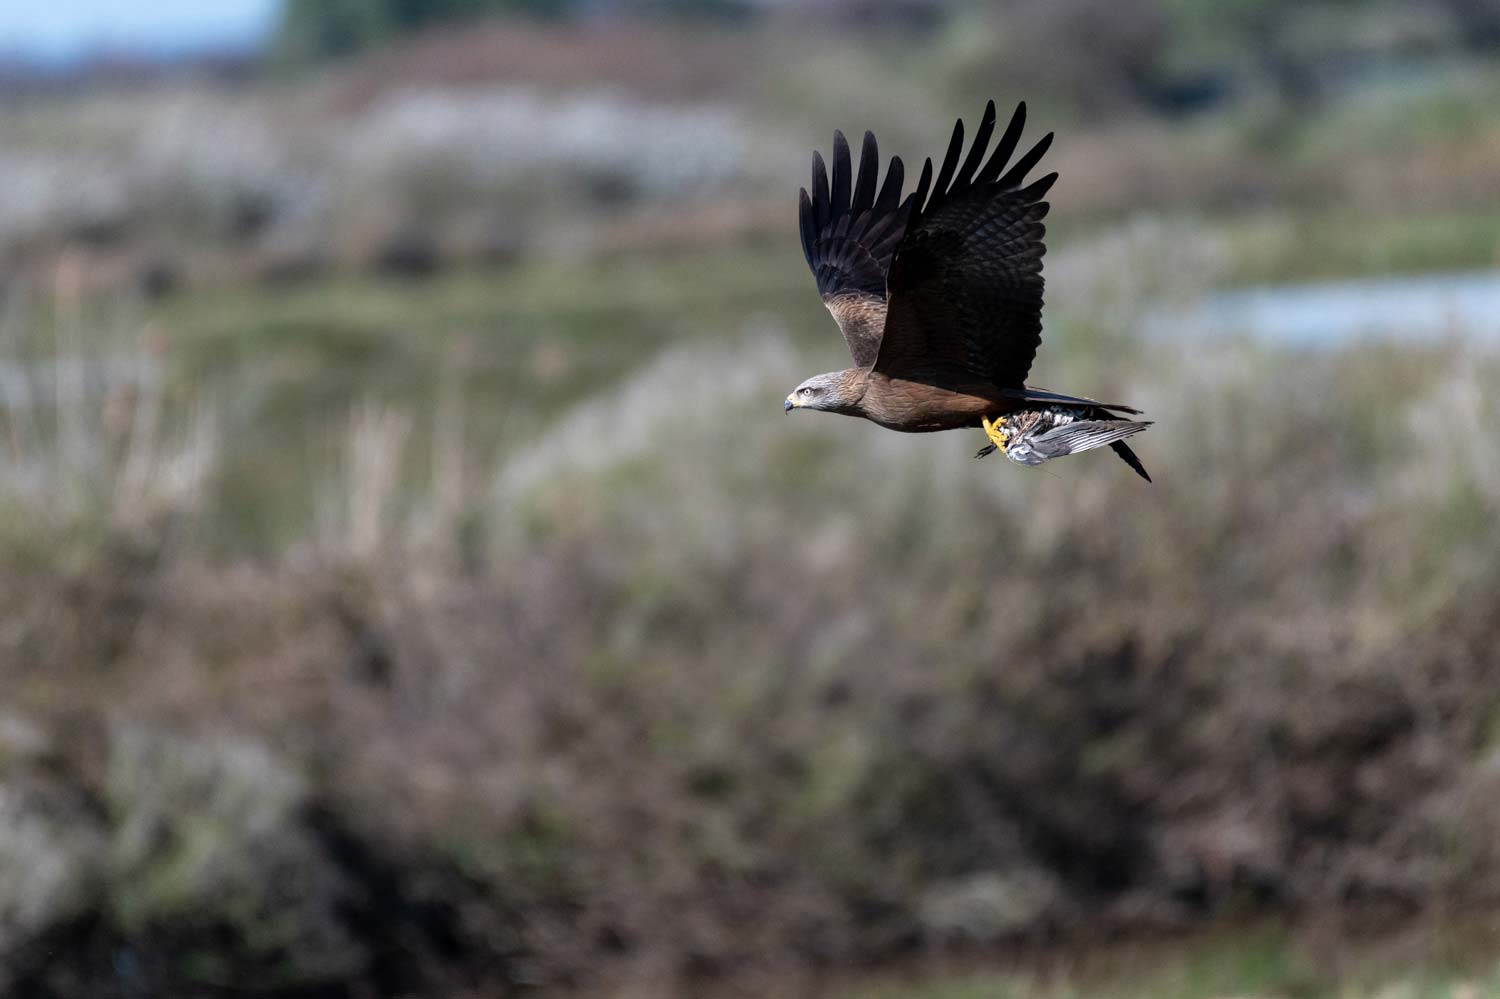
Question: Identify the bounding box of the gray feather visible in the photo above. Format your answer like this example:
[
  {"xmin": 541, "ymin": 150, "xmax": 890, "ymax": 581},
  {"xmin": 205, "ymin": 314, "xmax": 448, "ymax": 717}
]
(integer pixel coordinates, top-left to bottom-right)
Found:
[{"xmin": 1029, "ymin": 420, "xmax": 1151, "ymax": 458}]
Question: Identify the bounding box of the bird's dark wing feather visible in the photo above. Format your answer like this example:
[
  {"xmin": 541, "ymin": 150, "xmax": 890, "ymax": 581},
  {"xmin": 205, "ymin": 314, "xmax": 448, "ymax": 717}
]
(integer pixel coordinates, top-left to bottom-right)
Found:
[
  {"xmin": 874, "ymin": 101, "xmax": 1056, "ymax": 389},
  {"xmin": 799, "ymin": 130, "xmax": 914, "ymax": 368}
]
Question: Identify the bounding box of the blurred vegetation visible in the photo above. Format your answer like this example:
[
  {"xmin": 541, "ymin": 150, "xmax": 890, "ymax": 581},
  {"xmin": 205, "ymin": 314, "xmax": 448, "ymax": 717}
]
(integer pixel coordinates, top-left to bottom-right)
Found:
[
  {"xmin": 840, "ymin": 924, "xmax": 1500, "ymax": 998},
  {"xmin": 269, "ymin": 0, "xmax": 1500, "ymax": 116},
  {"xmin": 5, "ymin": 229, "xmax": 1500, "ymax": 996},
  {"xmin": 276, "ymin": 0, "xmax": 570, "ymax": 61},
  {"xmin": 275, "ymin": 0, "xmax": 751, "ymax": 61},
  {"xmin": 2, "ymin": 2, "xmax": 1500, "ymax": 996}
]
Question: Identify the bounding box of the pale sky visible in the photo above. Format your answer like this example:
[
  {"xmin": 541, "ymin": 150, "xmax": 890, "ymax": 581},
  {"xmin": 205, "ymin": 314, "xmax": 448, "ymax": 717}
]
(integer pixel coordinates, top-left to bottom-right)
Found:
[{"xmin": 0, "ymin": 0, "xmax": 280, "ymax": 60}]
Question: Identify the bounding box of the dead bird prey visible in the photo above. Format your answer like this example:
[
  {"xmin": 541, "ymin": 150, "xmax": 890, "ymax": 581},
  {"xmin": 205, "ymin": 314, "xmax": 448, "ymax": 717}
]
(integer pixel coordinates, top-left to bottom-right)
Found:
[{"xmin": 785, "ymin": 100, "xmax": 1152, "ymax": 481}]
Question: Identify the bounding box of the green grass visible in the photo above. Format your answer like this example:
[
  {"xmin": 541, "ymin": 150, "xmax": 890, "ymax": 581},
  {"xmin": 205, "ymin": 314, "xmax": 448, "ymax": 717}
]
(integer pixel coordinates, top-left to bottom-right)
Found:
[
  {"xmin": 44, "ymin": 186, "xmax": 1495, "ymax": 555},
  {"xmin": 151, "ymin": 243, "xmax": 818, "ymax": 416},
  {"xmin": 128, "ymin": 245, "xmax": 824, "ymax": 550},
  {"xmin": 837, "ymin": 926, "xmax": 1500, "ymax": 999},
  {"xmin": 1220, "ymin": 207, "xmax": 1500, "ymax": 284}
]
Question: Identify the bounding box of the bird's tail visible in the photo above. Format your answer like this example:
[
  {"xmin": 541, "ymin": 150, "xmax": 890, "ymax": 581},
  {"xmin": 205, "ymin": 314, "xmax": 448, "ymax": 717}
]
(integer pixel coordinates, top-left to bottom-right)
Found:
[
  {"xmin": 1110, "ymin": 439, "xmax": 1151, "ymax": 482},
  {"xmin": 1005, "ymin": 386, "xmax": 1143, "ymax": 415},
  {"xmin": 1086, "ymin": 402, "xmax": 1152, "ymax": 482}
]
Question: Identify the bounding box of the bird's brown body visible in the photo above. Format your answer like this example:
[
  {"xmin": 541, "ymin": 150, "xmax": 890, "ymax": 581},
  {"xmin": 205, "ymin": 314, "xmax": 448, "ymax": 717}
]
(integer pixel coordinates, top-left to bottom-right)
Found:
[
  {"xmin": 824, "ymin": 367, "xmax": 1023, "ymax": 432},
  {"xmin": 785, "ymin": 100, "xmax": 1153, "ymax": 480}
]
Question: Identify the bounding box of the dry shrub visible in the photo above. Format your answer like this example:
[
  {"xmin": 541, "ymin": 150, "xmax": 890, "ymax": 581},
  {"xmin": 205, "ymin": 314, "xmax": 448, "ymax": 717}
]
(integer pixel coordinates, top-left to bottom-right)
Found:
[
  {"xmin": 3, "ymin": 227, "xmax": 1500, "ymax": 993},
  {"xmin": 8, "ymin": 316, "xmax": 1498, "ymax": 995}
]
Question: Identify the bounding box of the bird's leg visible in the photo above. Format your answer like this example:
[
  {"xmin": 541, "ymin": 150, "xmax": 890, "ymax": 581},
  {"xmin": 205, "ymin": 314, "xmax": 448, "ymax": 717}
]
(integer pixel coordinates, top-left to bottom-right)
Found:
[{"xmin": 978, "ymin": 414, "xmax": 1014, "ymax": 453}]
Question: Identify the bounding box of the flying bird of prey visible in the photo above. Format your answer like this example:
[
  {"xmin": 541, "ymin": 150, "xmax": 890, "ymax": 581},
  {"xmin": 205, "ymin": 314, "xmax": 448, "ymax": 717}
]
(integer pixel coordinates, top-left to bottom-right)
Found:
[{"xmin": 785, "ymin": 100, "xmax": 1152, "ymax": 481}]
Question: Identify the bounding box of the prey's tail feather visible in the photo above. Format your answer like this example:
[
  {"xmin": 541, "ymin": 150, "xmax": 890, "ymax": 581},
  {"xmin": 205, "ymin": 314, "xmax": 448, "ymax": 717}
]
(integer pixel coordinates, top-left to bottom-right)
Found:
[{"xmin": 1111, "ymin": 440, "xmax": 1151, "ymax": 482}]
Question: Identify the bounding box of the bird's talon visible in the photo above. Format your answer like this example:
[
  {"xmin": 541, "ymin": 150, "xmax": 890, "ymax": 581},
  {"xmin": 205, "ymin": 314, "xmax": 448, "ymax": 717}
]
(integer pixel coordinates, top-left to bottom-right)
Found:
[{"xmin": 982, "ymin": 416, "xmax": 1009, "ymax": 452}]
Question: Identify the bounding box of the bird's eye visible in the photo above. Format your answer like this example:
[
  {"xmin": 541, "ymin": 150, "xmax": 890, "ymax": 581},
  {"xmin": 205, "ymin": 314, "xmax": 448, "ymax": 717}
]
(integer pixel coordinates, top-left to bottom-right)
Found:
[{"xmin": 800, "ymin": 387, "xmax": 813, "ymax": 396}]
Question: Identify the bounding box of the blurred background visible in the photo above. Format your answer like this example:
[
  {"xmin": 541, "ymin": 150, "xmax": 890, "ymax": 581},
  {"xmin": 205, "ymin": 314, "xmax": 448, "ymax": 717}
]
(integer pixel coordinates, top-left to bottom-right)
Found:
[{"xmin": 1, "ymin": 1, "xmax": 1499, "ymax": 996}]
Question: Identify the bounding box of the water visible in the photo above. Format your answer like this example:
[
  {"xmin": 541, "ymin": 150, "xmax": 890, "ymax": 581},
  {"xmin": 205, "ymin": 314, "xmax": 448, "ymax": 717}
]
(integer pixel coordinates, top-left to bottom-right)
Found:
[{"xmin": 1146, "ymin": 270, "xmax": 1500, "ymax": 346}]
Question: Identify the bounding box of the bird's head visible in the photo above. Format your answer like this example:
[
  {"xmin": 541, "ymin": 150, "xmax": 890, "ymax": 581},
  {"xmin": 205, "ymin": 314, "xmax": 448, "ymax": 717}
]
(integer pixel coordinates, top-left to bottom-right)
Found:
[{"xmin": 785, "ymin": 371, "xmax": 859, "ymax": 413}]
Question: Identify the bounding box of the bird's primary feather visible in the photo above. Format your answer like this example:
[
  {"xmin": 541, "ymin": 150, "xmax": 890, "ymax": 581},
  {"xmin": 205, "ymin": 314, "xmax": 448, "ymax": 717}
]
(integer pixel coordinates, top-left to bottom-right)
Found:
[
  {"xmin": 876, "ymin": 100, "xmax": 1056, "ymax": 390},
  {"xmin": 799, "ymin": 130, "xmax": 913, "ymax": 367}
]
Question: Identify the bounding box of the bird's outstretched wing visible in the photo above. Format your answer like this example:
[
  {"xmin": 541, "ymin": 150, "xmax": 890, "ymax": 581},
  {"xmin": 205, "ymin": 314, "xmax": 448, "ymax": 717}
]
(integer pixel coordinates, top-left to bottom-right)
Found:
[
  {"xmin": 874, "ymin": 101, "xmax": 1056, "ymax": 390},
  {"xmin": 799, "ymin": 130, "xmax": 914, "ymax": 368}
]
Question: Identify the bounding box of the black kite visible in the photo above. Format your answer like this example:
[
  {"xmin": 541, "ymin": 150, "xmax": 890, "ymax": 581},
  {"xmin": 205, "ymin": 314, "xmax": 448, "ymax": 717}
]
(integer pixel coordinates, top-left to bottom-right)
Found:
[{"xmin": 785, "ymin": 100, "xmax": 1152, "ymax": 481}]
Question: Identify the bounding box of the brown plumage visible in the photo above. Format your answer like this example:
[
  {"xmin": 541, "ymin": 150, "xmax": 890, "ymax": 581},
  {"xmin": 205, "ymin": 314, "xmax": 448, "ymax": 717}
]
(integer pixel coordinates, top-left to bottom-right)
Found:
[{"xmin": 785, "ymin": 101, "xmax": 1152, "ymax": 481}]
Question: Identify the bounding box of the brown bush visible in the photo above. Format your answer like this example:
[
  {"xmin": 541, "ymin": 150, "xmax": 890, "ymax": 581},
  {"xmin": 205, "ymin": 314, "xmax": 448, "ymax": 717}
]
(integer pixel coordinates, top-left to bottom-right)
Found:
[{"xmin": 3, "ymin": 320, "xmax": 1500, "ymax": 995}]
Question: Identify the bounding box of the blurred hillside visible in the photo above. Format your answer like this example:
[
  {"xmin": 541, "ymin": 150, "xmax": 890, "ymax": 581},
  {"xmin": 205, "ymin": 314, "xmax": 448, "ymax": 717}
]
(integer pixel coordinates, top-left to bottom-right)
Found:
[
  {"xmin": 2, "ymin": 3, "xmax": 1500, "ymax": 997},
  {"xmin": 3, "ymin": 0, "xmax": 1499, "ymax": 301}
]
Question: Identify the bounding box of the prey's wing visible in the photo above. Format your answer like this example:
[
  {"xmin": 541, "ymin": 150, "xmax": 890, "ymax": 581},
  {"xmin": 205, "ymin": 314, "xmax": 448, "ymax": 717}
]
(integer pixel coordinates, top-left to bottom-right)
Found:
[
  {"xmin": 799, "ymin": 131, "xmax": 914, "ymax": 368},
  {"xmin": 1029, "ymin": 420, "xmax": 1151, "ymax": 459}
]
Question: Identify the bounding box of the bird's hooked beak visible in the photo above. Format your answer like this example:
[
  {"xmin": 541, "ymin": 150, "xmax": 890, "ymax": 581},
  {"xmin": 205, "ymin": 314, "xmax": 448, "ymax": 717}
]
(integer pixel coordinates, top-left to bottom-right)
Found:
[{"xmin": 784, "ymin": 395, "xmax": 797, "ymax": 413}]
